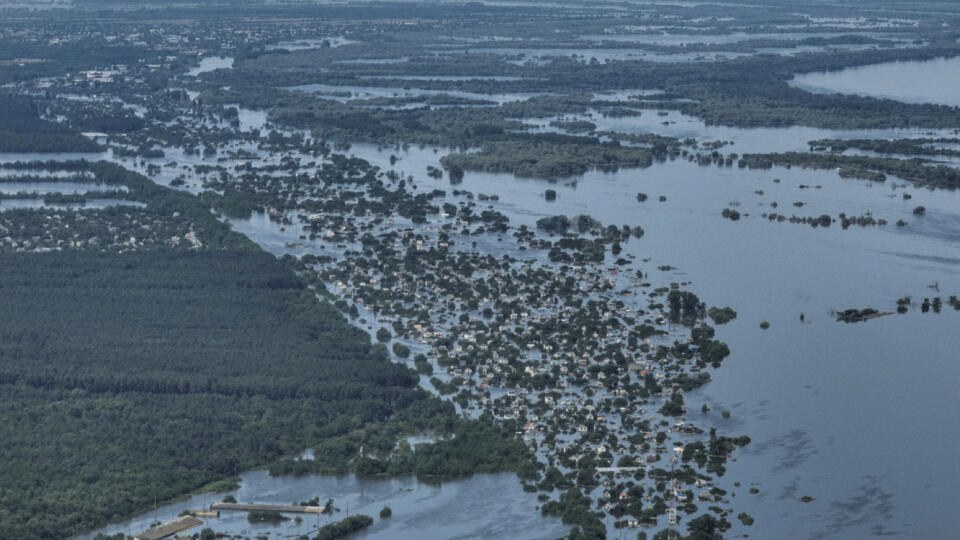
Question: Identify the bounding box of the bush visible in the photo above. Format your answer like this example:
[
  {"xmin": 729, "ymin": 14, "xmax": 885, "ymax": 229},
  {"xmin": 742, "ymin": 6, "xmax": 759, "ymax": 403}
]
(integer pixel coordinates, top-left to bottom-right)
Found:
[
  {"xmin": 707, "ymin": 307, "xmax": 737, "ymax": 325},
  {"xmin": 392, "ymin": 342, "xmax": 411, "ymax": 358}
]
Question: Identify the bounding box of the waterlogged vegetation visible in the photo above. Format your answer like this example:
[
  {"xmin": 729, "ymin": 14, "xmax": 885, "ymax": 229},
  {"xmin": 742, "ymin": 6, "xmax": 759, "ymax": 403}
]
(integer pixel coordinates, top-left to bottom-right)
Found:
[
  {"xmin": 739, "ymin": 151, "xmax": 960, "ymax": 189},
  {"xmin": 315, "ymin": 515, "xmax": 374, "ymax": 540},
  {"xmin": 440, "ymin": 135, "xmax": 654, "ymax": 179},
  {"xmin": 247, "ymin": 511, "xmax": 289, "ymax": 523},
  {"xmin": 838, "ymin": 293, "xmax": 960, "ymax": 322},
  {"xmin": 808, "ymin": 137, "xmax": 960, "ymax": 157},
  {"xmin": 4, "ymin": 1, "xmax": 960, "ymax": 539},
  {"xmin": 707, "ymin": 307, "xmax": 737, "ymax": 325},
  {"xmin": 835, "ymin": 307, "xmax": 893, "ymax": 323}
]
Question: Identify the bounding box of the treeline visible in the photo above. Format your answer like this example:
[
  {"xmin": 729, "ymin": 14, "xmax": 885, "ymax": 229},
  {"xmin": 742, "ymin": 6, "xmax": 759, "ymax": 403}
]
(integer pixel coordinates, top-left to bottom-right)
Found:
[
  {"xmin": 808, "ymin": 137, "xmax": 960, "ymax": 157},
  {"xmin": 738, "ymin": 152, "xmax": 960, "ymax": 189},
  {"xmin": 0, "ymin": 159, "xmax": 93, "ymax": 171}
]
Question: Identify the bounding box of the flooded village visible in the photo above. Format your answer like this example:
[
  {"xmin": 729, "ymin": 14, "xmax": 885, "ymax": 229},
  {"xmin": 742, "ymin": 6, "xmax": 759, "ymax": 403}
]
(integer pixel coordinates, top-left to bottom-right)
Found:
[{"xmin": 3, "ymin": 1, "xmax": 960, "ymax": 540}]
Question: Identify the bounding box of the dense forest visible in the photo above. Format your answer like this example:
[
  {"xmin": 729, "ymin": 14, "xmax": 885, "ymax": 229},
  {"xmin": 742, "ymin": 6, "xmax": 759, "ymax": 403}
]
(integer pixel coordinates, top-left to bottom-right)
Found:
[
  {"xmin": 0, "ymin": 96, "xmax": 101, "ymax": 152},
  {"xmin": 0, "ymin": 244, "xmax": 426, "ymax": 539}
]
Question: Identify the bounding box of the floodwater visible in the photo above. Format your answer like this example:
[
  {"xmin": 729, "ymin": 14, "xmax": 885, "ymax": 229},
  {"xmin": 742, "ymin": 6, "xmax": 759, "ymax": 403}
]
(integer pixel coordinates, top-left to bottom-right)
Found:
[
  {"xmin": 137, "ymin": 126, "xmax": 960, "ymax": 538},
  {"xmin": 790, "ymin": 56, "xmax": 960, "ymax": 107},
  {"xmin": 334, "ymin": 57, "xmax": 409, "ymax": 65},
  {"xmin": 357, "ymin": 75, "xmax": 537, "ymax": 82},
  {"xmin": 0, "ymin": 182, "xmax": 124, "ymax": 195},
  {"xmin": 74, "ymin": 471, "xmax": 567, "ymax": 540},
  {"xmin": 21, "ymin": 50, "xmax": 960, "ymax": 539},
  {"xmin": 575, "ymin": 31, "xmax": 919, "ymax": 57},
  {"xmin": 187, "ymin": 56, "xmax": 235, "ymax": 77},
  {"xmin": 265, "ymin": 37, "xmax": 355, "ymax": 51},
  {"xmin": 434, "ymin": 47, "xmax": 750, "ymax": 64},
  {"xmin": 577, "ymin": 31, "xmax": 859, "ymax": 46},
  {"xmin": 116, "ymin": 115, "xmax": 960, "ymax": 538},
  {"xmin": 563, "ymin": 108, "xmax": 957, "ymax": 153},
  {"xmin": 0, "ymin": 151, "xmax": 109, "ymax": 163},
  {"xmin": 0, "ymin": 199, "xmax": 143, "ymax": 210},
  {"xmin": 340, "ymin": 140, "xmax": 960, "ymax": 539}
]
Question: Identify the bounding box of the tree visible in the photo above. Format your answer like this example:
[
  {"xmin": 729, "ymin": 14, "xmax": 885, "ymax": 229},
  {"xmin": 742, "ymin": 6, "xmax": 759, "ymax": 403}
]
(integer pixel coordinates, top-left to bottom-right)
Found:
[
  {"xmin": 323, "ymin": 498, "xmax": 341, "ymax": 520},
  {"xmin": 447, "ymin": 164, "xmax": 464, "ymax": 183},
  {"xmin": 685, "ymin": 514, "xmax": 723, "ymax": 540},
  {"xmin": 667, "ymin": 291, "xmax": 703, "ymax": 324}
]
